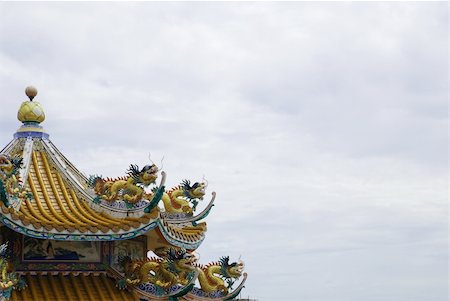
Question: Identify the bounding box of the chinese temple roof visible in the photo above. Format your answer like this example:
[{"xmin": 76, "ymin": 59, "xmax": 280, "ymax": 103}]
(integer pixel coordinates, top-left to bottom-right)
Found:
[
  {"xmin": 0, "ymin": 86, "xmax": 248, "ymax": 301},
  {"xmin": 0, "ymin": 86, "xmax": 212, "ymax": 249}
]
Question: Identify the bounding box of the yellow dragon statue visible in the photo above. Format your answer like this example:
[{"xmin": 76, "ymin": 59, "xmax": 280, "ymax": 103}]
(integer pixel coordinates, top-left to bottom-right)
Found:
[
  {"xmin": 0, "ymin": 154, "xmax": 31, "ymax": 207},
  {"xmin": 161, "ymin": 180, "xmax": 207, "ymax": 214},
  {"xmin": 0, "ymin": 243, "xmax": 26, "ymax": 300},
  {"xmin": 196, "ymin": 256, "xmax": 244, "ymax": 294},
  {"xmin": 89, "ymin": 163, "xmax": 159, "ymax": 204},
  {"xmin": 118, "ymin": 248, "xmax": 197, "ymax": 290}
]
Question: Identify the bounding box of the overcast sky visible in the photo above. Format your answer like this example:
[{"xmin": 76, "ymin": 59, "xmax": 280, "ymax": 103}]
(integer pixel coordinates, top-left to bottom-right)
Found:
[{"xmin": 0, "ymin": 2, "xmax": 448, "ymax": 301}]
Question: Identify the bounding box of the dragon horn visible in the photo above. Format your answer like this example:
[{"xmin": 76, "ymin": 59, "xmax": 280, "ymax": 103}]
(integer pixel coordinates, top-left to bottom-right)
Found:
[
  {"xmin": 202, "ymin": 174, "xmax": 209, "ymax": 188},
  {"xmin": 192, "ymin": 251, "xmax": 200, "ymax": 262},
  {"xmin": 148, "ymin": 153, "xmax": 155, "ymax": 165},
  {"xmin": 240, "ymin": 260, "xmax": 245, "ymax": 269},
  {"xmin": 160, "ymin": 155, "xmax": 164, "ymax": 170},
  {"xmin": 238, "ymin": 255, "xmax": 245, "ymax": 268},
  {"xmin": 159, "ymin": 171, "xmax": 166, "ymax": 187}
]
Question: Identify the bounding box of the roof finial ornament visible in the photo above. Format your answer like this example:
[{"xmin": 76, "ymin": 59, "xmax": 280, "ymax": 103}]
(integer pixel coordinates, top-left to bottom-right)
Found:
[
  {"xmin": 17, "ymin": 86, "xmax": 45, "ymax": 124},
  {"xmin": 25, "ymin": 86, "xmax": 38, "ymax": 101}
]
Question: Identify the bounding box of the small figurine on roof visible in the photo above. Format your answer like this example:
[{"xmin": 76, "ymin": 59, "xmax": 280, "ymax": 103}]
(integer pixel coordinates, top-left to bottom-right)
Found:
[
  {"xmin": 160, "ymin": 179, "xmax": 207, "ymax": 215},
  {"xmin": 0, "ymin": 242, "xmax": 26, "ymax": 301},
  {"xmin": 88, "ymin": 161, "xmax": 160, "ymax": 205},
  {"xmin": 0, "ymin": 154, "xmax": 32, "ymax": 207}
]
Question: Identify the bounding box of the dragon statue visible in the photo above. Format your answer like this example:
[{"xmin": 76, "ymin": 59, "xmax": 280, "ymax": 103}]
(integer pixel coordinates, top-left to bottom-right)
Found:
[
  {"xmin": 196, "ymin": 256, "xmax": 244, "ymax": 294},
  {"xmin": 88, "ymin": 163, "xmax": 159, "ymax": 204},
  {"xmin": 118, "ymin": 248, "xmax": 197, "ymax": 290},
  {"xmin": 161, "ymin": 180, "xmax": 207, "ymax": 214},
  {"xmin": 0, "ymin": 243, "xmax": 26, "ymax": 301},
  {"xmin": 0, "ymin": 154, "xmax": 31, "ymax": 207}
]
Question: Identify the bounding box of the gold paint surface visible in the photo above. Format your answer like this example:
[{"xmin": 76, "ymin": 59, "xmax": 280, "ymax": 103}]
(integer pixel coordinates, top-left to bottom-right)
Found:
[{"xmin": 12, "ymin": 274, "xmax": 136, "ymax": 300}]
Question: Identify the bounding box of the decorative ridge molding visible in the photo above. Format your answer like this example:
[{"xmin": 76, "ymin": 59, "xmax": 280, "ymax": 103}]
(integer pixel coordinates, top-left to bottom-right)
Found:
[
  {"xmin": 18, "ymin": 137, "xmax": 34, "ymax": 189},
  {"xmin": 0, "ymin": 139, "xmax": 17, "ymax": 154},
  {"xmin": 17, "ymin": 271, "xmax": 107, "ymax": 276},
  {"xmin": 165, "ymin": 192, "xmax": 216, "ymax": 224},
  {"xmin": 156, "ymin": 219, "xmax": 204, "ymax": 250},
  {"xmin": 0, "ymin": 210, "xmax": 204, "ymax": 248}
]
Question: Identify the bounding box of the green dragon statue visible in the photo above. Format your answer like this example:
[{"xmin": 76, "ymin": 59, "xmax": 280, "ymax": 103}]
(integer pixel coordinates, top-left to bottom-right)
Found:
[
  {"xmin": 161, "ymin": 180, "xmax": 207, "ymax": 214},
  {"xmin": 0, "ymin": 243, "xmax": 26, "ymax": 300},
  {"xmin": 118, "ymin": 248, "xmax": 197, "ymax": 290},
  {"xmin": 196, "ymin": 256, "xmax": 244, "ymax": 294},
  {"xmin": 0, "ymin": 154, "xmax": 31, "ymax": 207},
  {"xmin": 88, "ymin": 163, "xmax": 159, "ymax": 204}
]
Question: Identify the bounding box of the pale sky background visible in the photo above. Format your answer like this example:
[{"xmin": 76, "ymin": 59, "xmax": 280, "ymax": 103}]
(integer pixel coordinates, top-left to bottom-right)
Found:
[{"xmin": 0, "ymin": 2, "xmax": 448, "ymax": 301}]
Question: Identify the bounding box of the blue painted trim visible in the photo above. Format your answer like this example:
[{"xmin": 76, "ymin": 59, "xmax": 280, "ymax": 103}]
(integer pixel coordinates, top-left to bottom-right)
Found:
[
  {"xmin": 0, "ymin": 213, "xmax": 203, "ymax": 249},
  {"xmin": 0, "ymin": 214, "xmax": 158, "ymax": 241},
  {"xmin": 14, "ymin": 131, "xmax": 49, "ymax": 139},
  {"xmin": 155, "ymin": 219, "xmax": 204, "ymax": 250}
]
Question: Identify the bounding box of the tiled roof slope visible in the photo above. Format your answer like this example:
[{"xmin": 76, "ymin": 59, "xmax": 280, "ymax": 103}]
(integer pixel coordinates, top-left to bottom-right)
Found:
[
  {"xmin": 15, "ymin": 150, "xmax": 154, "ymax": 233},
  {"xmin": 12, "ymin": 273, "xmax": 136, "ymax": 301}
]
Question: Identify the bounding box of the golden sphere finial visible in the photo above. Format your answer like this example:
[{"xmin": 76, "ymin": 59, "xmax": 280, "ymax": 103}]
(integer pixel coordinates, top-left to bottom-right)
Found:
[
  {"xmin": 18, "ymin": 86, "xmax": 45, "ymax": 123},
  {"xmin": 25, "ymin": 86, "xmax": 38, "ymax": 101}
]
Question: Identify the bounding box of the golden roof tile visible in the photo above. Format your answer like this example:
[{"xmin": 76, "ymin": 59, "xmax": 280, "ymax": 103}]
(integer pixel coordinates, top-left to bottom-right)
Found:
[{"xmin": 12, "ymin": 273, "xmax": 136, "ymax": 301}]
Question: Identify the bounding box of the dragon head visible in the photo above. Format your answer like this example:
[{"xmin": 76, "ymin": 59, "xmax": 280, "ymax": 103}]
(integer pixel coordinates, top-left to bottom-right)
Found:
[
  {"xmin": 118, "ymin": 255, "xmax": 141, "ymax": 279},
  {"xmin": 219, "ymin": 256, "xmax": 245, "ymax": 280},
  {"xmin": 128, "ymin": 164, "xmax": 159, "ymax": 186},
  {"xmin": 0, "ymin": 155, "xmax": 22, "ymax": 178},
  {"xmin": 87, "ymin": 175, "xmax": 104, "ymax": 194},
  {"xmin": 181, "ymin": 180, "xmax": 206, "ymax": 200},
  {"xmin": 117, "ymin": 255, "xmax": 142, "ymax": 288},
  {"xmin": 167, "ymin": 248, "xmax": 197, "ymax": 270}
]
